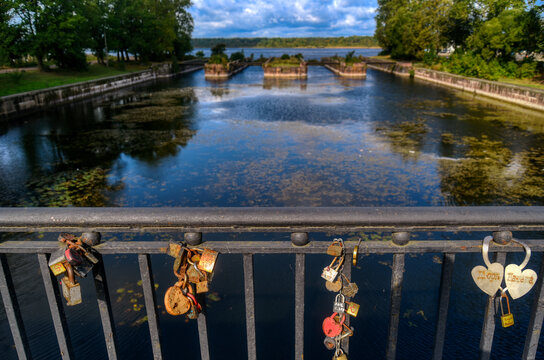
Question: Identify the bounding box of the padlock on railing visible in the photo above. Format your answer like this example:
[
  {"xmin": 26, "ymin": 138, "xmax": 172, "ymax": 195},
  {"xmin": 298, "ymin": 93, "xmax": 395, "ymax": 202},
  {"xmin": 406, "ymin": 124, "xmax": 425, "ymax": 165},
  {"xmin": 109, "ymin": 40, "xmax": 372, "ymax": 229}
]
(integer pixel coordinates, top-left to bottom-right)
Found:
[
  {"xmin": 500, "ymin": 292, "xmax": 514, "ymax": 328},
  {"xmin": 48, "ymin": 245, "xmax": 68, "ymax": 276},
  {"xmin": 346, "ymin": 301, "xmax": 360, "ymax": 317},
  {"xmin": 333, "ymin": 293, "xmax": 346, "ymax": 314},
  {"xmin": 327, "ymin": 238, "xmax": 344, "ymax": 257},
  {"xmin": 322, "ymin": 312, "xmax": 345, "ymax": 337},
  {"xmin": 322, "ymin": 256, "xmax": 344, "ymax": 282},
  {"xmin": 61, "ymin": 263, "xmax": 82, "ymax": 306}
]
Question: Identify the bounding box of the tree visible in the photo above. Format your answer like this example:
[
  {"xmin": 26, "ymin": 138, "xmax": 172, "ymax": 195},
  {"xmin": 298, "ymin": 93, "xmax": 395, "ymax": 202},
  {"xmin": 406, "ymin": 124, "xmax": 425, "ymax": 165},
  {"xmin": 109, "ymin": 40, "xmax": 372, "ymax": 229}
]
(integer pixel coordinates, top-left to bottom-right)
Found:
[{"xmin": 211, "ymin": 43, "xmax": 226, "ymax": 56}]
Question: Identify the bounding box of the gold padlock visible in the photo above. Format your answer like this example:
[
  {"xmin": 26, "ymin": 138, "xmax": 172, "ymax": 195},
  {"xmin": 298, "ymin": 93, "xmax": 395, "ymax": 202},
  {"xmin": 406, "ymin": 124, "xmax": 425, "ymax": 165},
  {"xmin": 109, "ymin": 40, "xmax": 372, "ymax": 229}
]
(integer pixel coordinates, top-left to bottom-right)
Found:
[
  {"xmin": 198, "ymin": 249, "xmax": 218, "ymax": 273},
  {"xmin": 500, "ymin": 292, "xmax": 514, "ymax": 328},
  {"xmin": 346, "ymin": 301, "xmax": 359, "ymax": 317},
  {"xmin": 50, "ymin": 262, "xmax": 66, "ymax": 276}
]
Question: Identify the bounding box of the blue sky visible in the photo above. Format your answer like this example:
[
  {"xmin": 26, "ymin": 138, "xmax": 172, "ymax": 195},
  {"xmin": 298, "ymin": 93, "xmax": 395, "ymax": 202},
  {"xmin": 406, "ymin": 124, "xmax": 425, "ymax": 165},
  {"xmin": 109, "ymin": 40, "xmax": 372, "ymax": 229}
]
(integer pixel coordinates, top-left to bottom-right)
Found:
[{"xmin": 190, "ymin": 0, "xmax": 378, "ymax": 38}]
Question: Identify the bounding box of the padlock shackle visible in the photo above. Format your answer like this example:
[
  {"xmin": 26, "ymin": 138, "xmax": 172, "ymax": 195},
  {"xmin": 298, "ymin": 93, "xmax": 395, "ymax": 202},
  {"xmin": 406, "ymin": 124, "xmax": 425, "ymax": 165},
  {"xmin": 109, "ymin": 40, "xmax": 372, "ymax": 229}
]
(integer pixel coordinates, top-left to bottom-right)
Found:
[
  {"xmin": 65, "ymin": 262, "xmax": 75, "ymax": 284},
  {"xmin": 501, "ymin": 292, "xmax": 511, "ymax": 314}
]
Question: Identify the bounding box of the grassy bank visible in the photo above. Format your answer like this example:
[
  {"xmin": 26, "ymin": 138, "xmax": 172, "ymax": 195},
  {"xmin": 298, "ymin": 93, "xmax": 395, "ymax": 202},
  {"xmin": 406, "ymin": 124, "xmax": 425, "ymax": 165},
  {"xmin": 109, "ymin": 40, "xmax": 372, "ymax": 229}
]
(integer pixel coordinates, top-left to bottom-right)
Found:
[{"xmin": 0, "ymin": 64, "xmax": 148, "ymax": 97}]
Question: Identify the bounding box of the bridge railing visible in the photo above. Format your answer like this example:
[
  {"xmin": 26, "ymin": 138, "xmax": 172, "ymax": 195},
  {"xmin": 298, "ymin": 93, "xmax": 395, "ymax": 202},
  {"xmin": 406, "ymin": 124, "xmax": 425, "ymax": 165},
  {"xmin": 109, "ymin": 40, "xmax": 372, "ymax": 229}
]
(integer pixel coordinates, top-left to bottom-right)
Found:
[{"xmin": 0, "ymin": 207, "xmax": 543, "ymax": 360}]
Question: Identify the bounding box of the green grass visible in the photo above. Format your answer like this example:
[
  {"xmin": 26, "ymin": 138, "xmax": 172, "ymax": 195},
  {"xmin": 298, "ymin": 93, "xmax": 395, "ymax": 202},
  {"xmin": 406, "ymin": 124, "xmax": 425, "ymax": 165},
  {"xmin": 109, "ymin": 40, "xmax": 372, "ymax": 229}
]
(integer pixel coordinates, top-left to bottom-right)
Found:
[
  {"xmin": 0, "ymin": 63, "xmax": 148, "ymax": 97},
  {"xmin": 498, "ymin": 77, "xmax": 544, "ymax": 91}
]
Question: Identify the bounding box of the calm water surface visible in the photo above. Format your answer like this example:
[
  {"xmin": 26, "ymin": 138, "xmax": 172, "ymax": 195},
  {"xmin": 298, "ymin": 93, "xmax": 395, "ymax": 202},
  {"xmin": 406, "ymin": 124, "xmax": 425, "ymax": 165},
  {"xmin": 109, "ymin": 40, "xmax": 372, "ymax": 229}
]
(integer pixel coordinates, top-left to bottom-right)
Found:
[{"xmin": 1, "ymin": 53, "xmax": 544, "ymax": 359}]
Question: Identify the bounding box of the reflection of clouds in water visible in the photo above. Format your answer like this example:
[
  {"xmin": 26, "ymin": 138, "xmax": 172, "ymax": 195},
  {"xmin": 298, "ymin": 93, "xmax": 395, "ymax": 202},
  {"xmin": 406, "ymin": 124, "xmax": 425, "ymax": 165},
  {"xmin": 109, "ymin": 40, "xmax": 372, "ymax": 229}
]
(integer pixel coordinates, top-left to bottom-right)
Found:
[
  {"xmin": 310, "ymin": 96, "xmax": 348, "ymax": 105},
  {"xmin": 193, "ymin": 82, "xmax": 350, "ymax": 103}
]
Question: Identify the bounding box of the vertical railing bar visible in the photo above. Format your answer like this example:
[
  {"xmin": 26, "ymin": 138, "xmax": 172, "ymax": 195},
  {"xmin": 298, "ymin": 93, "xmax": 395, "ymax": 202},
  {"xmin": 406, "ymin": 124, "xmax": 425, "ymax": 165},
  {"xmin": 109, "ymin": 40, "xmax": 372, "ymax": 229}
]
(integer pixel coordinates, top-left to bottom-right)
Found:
[
  {"xmin": 197, "ymin": 298, "xmax": 210, "ymax": 360},
  {"xmin": 432, "ymin": 253, "xmax": 456, "ymax": 360},
  {"xmin": 386, "ymin": 253, "xmax": 405, "ymax": 360},
  {"xmin": 138, "ymin": 254, "xmax": 163, "ymax": 360},
  {"xmin": 294, "ymin": 253, "xmax": 305, "ymax": 360},
  {"xmin": 37, "ymin": 253, "xmax": 74, "ymax": 360},
  {"xmin": 92, "ymin": 255, "xmax": 119, "ymax": 360},
  {"xmin": 341, "ymin": 253, "xmax": 352, "ymax": 354},
  {"xmin": 479, "ymin": 252, "xmax": 506, "ymax": 360},
  {"xmin": 0, "ymin": 254, "xmax": 32, "ymax": 360},
  {"xmin": 522, "ymin": 254, "xmax": 544, "ymax": 360},
  {"xmin": 243, "ymin": 254, "xmax": 257, "ymax": 360}
]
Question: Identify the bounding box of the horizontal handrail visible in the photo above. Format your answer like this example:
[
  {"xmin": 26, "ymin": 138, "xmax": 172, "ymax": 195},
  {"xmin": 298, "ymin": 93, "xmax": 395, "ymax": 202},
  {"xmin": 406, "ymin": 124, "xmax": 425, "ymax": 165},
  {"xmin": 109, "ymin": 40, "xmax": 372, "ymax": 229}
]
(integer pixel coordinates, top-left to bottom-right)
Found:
[
  {"xmin": 0, "ymin": 206, "xmax": 544, "ymax": 232},
  {"xmin": 1, "ymin": 239, "xmax": 544, "ymax": 254}
]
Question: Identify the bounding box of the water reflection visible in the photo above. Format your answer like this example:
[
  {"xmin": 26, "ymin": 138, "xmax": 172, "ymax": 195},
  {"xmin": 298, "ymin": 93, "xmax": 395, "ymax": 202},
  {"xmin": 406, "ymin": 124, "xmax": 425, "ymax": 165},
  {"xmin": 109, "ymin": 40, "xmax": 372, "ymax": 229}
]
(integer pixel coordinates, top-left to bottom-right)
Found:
[{"xmin": 263, "ymin": 77, "xmax": 307, "ymax": 90}]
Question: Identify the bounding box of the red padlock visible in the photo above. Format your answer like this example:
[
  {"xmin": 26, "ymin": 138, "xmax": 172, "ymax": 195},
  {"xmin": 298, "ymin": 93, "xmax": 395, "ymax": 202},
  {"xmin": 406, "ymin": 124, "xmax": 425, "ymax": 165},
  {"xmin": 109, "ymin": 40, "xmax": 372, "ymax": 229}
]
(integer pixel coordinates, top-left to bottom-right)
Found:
[{"xmin": 322, "ymin": 312, "xmax": 345, "ymax": 337}]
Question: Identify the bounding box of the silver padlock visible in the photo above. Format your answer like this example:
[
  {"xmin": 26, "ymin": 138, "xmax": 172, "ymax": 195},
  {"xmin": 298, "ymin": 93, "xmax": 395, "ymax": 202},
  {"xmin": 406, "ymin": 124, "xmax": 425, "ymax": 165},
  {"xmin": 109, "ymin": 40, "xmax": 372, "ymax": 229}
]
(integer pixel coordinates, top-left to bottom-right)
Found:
[
  {"xmin": 61, "ymin": 263, "xmax": 82, "ymax": 306},
  {"xmin": 333, "ymin": 293, "xmax": 346, "ymax": 314}
]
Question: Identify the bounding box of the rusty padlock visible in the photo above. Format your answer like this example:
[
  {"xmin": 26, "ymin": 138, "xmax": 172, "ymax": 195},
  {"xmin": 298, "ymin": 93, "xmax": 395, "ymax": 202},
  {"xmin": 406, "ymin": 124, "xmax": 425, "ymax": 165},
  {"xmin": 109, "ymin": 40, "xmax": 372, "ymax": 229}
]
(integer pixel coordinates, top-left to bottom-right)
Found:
[
  {"xmin": 323, "ymin": 336, "xmax": 336, "ymax": 350},
  {"xmin": 164, "ymin": 275, "xmax": 192, "ymax": 316},
  {"xmin": 322, "ymin": 312, "xmax": 345, "ymax": 338},
  {"xmin": 61, "ymin": 263, "xmax": 82, "ymax": 306},
  {"xmin": 327, "ymin": 238, "xmax": 344, "ymax": 257}
]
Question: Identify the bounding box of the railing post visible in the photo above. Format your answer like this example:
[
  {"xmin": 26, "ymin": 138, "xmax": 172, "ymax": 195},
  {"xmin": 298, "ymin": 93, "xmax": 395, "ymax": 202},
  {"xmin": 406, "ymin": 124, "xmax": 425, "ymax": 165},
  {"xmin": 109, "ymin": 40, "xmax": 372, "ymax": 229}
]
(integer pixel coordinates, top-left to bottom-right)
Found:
[
  {"xmin": 243, "ymin": 254, "xmax": 257, "ymax": 360},
  {"xmin": 0, "ymin": 254, "xmax": 32, "ymax": 359},
  {"xmin": 292, "ymin": 232, "xmax": 307, "ymax": 360},
  {"xmin": 91, "ymin": 232, "xmax": 119, "ymax": 360},
  {"xmin": 432, "ymin": 253, "xmax": 455, "ymax": 360},
  {"xmin": 386, "ymin": 232, "xmax": 409, "ymax": 360},
  {"xmin": 479, "ymin": 232, "xmax": 510, "ymax": 360},
  {"xmin": 522, "ymin": 253, "xmax": 544, "ymax": 360},
  {"xmin": 37, "ymin": 253, "xmax": 74, "ymax": 360},
  {"xmin": 138, "ymin": 254, "xmax": 163, "ymax": 360}
]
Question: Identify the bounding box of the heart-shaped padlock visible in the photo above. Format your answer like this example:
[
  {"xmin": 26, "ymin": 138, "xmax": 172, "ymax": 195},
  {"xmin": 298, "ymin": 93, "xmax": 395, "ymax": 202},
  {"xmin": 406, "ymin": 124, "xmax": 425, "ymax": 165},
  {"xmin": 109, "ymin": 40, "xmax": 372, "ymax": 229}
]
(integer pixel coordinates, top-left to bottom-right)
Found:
[
  {"xmin": 322, "ymin": 312, "xmax": 345, "ymax": 337},
  {"xmin": 471, "ymin": 236, "xmax": 504, "ymax": 296}
]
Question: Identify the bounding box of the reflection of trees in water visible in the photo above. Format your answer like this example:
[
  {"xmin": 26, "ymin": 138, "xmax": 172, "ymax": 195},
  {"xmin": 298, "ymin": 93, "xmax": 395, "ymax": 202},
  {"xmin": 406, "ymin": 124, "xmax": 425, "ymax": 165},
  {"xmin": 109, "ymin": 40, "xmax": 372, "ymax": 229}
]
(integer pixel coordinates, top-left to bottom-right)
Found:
[
  {"xmin": 263, "ymin": 78, "xmax": 307, "ymax": 90},
  {"xmin": 439, "ymin": 135, "xmax": 544, "ymax": 205},
  {"xmin": 24, "ymin": 88, "xmax": 199, "ymax": 206},
  {"xmin": 209, "ymin": 86, "xmax": 230, "ymax": 98},
  {"xmin": 375, "ymin": 119, "xmax": 428, "ymax": 159}
]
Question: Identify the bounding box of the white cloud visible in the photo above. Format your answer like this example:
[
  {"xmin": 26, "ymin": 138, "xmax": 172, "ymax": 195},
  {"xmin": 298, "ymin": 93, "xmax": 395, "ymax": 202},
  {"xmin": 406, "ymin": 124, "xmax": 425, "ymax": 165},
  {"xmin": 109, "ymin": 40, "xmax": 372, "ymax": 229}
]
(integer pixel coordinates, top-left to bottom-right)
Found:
[{"xmin": 190, "ymin": 0, "xmax": 378, "ymax": 37}]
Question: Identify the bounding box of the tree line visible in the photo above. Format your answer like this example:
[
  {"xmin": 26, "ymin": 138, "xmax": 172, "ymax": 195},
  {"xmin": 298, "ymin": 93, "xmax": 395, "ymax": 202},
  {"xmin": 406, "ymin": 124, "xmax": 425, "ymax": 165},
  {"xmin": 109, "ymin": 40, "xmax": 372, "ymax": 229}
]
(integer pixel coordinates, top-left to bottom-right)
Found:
[
  {"xmin": 0, "ymin": 0, "xmax": 193, "ymax": 70},
  {"xmin": 375, "ymin": 0, "xmax": 543, "ymax": 79},
  {"xmin": 192, "ymin": 36, "xmax": 379, "ymax": 49}
]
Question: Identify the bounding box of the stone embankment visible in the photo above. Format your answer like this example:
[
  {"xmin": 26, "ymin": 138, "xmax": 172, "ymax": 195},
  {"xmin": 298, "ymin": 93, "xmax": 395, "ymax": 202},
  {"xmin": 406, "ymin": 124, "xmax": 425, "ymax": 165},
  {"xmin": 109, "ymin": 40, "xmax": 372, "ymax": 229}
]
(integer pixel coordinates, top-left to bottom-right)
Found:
[
  {"xmin": 369, "ymin": 62, "xmax": 544, "ymax": 111},
  {"xmin": 0, "ymin": 61, "xmax": 203, "ymax": 119},
  {"xmin": 323, "ymin": 59, "xmax": 367, "ymax": 78},
  {"xmin": 204, "ymin": 61, "xmax": 248, "ymax": 79},
  {"xmin": 263, "ymin": 59, "xmax": 308, "ymax": 78}
]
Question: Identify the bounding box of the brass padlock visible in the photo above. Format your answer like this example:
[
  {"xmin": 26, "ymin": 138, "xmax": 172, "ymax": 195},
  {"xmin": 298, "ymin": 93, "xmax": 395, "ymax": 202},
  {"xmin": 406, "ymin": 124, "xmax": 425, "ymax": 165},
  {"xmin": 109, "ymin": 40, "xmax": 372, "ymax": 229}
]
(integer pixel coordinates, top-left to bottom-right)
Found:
[
  {"xmin": 333, "ymin": 349, "xmax": 348, "ymax": 360},
  {"xmin": 346, "ymin": 302, "xmax": 360, "ymax": 317},
  {"xmin": 327, "ymin": 239, "xmax": 344, "ymax": 257},
  {"xmin": 61, "ymin": 263, "xmax": 82, "ymax": 306},
  {"xmin": 48, "ymin": 246, "xmax": 67, "ymax": 276},
  {"xmin": 198, "ymin": 249, "xmax": 218, "ymax": 273},
  {"xmin": 500, "ymin": 292, "xmax": 514, "ymax": 328},
  {"xmin": 325, "ymin": 278, "xmax": 342, "ymax": 292}
]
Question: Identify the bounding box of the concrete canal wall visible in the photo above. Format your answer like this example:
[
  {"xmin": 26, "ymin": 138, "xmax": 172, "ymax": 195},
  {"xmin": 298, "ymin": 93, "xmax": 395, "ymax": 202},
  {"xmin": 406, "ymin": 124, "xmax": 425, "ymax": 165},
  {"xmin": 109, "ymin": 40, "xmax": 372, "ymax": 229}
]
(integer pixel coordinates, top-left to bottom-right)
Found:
[
  {"xmin": 369, "ymin": 62, "xmax": 544, "ymax": 111},
  {"xmin": 263, "ymin": 59, "xmax": 308, "ymax": 78},
  {"xmin": 204, "ymin": 62, "xmax": 248, "ymax": 79},
  {"xmin": 324, "ymin": 62, "xmax": 367, "ymax": 78},
  {"xmin": 0, "ymin": 62, "xmax": 203, "ymax": 119}
]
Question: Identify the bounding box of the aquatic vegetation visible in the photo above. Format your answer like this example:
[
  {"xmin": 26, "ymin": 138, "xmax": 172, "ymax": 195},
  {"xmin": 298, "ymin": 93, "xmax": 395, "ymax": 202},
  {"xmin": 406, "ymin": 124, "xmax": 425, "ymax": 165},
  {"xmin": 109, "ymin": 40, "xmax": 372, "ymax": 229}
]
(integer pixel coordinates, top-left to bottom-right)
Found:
[
  {"xmin": 27, "ymin": 167, "xmax": 122, "ymax": 206},
  {"xmin": 440, "ymin": 133, "xmax": 455, "ymax": 145},
  {"xmin": 439, "ymin": 136, "xmax": 544, "ymax": 205},
  {"xmin": 375, "ymin": 119, "xmax": 428, "ymax": 158}
]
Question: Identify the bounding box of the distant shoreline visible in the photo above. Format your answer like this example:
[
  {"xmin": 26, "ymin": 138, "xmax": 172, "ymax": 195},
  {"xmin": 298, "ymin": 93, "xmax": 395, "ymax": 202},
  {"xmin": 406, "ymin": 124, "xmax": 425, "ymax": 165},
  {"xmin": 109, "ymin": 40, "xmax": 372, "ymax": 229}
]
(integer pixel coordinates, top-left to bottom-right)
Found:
[{"xmin": 194, "ymin": 46, "xmax": 381, "ymax": 49}]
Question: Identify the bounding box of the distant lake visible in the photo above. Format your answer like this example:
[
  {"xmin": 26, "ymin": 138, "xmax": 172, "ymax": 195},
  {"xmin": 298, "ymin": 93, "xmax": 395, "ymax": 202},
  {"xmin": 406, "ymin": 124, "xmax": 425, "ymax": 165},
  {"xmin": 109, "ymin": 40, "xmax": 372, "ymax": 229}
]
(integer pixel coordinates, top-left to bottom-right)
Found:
[
  {"xmin": 1, "ymin": 50, "xmax": 543, "ymax": 359},
  {"xmin": 190, "ymin": 47, "xmax": 381, "ymax": 59}
]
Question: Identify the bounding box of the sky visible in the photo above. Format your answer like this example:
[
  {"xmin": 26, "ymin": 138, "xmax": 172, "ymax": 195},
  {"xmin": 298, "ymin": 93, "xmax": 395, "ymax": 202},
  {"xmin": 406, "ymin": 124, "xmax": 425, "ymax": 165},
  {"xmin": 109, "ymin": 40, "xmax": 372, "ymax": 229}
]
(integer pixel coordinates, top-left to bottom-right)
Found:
[{"xmin": 189, "ymin": 0, "xmax": 378, "ymax": 38}]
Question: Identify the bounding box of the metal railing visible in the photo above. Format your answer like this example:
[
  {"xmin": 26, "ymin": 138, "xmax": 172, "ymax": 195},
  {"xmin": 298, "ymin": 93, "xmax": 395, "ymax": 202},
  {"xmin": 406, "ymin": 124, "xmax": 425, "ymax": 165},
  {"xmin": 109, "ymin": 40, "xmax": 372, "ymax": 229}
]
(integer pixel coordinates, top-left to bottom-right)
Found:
[{"xmin": 0, "ymin": 207, "xmax": 544, "ymax": 360}]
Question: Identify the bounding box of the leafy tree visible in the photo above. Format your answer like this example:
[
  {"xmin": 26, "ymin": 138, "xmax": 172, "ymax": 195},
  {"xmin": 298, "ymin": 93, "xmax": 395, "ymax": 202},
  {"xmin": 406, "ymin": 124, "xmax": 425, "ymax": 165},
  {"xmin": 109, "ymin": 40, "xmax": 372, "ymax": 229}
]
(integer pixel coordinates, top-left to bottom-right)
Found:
[
  {"xmin": 211, "ymin": 43, "xmax": 226, "ymax": 56},
  {"xmin": 229, "ymin": 51, "xmax": 245, "ymax": 62}
]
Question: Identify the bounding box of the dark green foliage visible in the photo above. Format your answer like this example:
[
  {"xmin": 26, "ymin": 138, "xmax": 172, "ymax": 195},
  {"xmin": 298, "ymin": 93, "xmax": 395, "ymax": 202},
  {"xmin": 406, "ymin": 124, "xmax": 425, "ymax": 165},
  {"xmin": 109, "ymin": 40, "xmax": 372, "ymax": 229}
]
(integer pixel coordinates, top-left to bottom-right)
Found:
[
  {"xmin": 375, "ymin": 0, "xmax": 543, "ymax": 80},
  {"xmin": 208, "ymin": 54, "xmax": 228, "ymax": 65},
  {"xmin": 211, "ymin": 43, "xmax": 226, "ymax": 56},
  {"xmin": 280, "ymin": 54, "xmax": 290, "ymax": 60},
  {"xmin": 229, "ymin": 51, "xmax": 245, "ymax": 62},
  {"xmin": 192, "ymin": 36, "xmax": 379, "ymax": 48},
  {"xmin": 2, "ymin": 0, "xmax": 193, "ymax": 69},
  {"xmin": 195, "ymin": 51, "xmax": 205, "ymax": 58}
]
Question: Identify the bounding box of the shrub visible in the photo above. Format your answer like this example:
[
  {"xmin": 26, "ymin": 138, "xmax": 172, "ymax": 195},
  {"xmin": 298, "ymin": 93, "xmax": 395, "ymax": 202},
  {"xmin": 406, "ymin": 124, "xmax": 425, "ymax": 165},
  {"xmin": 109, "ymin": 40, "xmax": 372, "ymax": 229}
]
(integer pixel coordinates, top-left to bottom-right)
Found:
[
  {"xmin": 208, "ymin": 54, "xmax": 228, "ymax": 65},
  {"xmin": 195, "ymin": 51, "xmax": 205, "ymax": 58},
  {"xmin": 230, "ymin": 51, "xmax": 245, "ymax": 62},
  {"xmin": 280, "ymin": 54, "xmax": 290, "ymax": 60}
]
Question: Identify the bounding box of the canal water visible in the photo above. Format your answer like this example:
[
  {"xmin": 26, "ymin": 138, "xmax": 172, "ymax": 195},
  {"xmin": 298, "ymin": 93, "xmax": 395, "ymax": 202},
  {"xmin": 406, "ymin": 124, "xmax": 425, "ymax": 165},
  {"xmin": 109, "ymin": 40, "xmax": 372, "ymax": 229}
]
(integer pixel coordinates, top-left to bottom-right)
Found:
[{"xmin": 1, "ymin": 50, "xmax": 544, "ymax": 359}]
